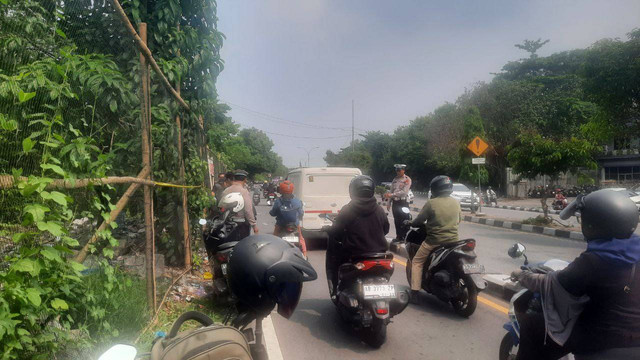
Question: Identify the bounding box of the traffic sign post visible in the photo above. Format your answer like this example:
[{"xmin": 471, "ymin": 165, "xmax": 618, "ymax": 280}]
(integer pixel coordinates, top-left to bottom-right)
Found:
[{"xmin": 467, "ymin": 137, "xmax": 490, "ymax": 215}]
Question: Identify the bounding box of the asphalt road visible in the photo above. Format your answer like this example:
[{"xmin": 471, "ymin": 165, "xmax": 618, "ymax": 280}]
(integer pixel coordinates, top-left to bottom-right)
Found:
[{"xmin": 253, "ymin": 200, "xmax": 586, "ymax": 360}]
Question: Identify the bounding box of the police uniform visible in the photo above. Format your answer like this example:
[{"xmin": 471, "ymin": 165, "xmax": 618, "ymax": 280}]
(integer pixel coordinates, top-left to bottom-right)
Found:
[{"xmin": 390, "ymin": 172, "xmax": 412, "ymax": 240}]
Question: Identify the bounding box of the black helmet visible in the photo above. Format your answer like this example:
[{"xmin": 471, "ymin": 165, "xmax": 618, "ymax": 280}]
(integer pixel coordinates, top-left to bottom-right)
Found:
[
  {"xmin": 227, "ymin": 235, "xmax": 317, "ymax": 318},
  {"xmin": 349, "ymin": 175, "xmax": 375, "ymax": 199},
  {"xmin": 430, "ymin": 175, "xmax": 453, "ymax": 197},
  {"xmin": 560, "ymin": 189, "xmax": 639, "ymax": 241}
]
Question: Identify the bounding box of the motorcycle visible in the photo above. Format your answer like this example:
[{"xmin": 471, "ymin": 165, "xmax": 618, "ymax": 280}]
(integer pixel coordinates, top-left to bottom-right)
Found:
[
  {"xmin": 501, "ymin": 243, "xmax": 640, "ymax": 360},
  {"xmin": 199, "ymin": 210, "xmax": 244, "ymax": 301},
  {"xmin": 552, "ymin": 191, "xmax": 568, "ymax": 211},
  {"xmin": 266, "ymin": 192, "xmax": 276, "ymax": 206},
  {"xmin": 402, "ymin": 209, "xmax": 486, "ymax": 317},
  {"xmin": 252, "ymin": 191, "xmax": 260, "ymax": 206},
  {"xmin": 321, "ymin": 213, "xmax": 410, "ymax": 348},
  {"xmin": 278, "ymin": 222, "xmax": 305, "ymax": 258}
]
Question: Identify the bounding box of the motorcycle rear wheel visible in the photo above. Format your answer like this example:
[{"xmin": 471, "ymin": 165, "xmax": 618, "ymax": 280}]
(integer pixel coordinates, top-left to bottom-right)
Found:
[
  {"xmin": 362, "ymin": 318, "xmax": 387, "ymax": 348},
  {"xmin": 499, "ymin": 332, "xmax": 517, "ymax": 360},
  {"xmin": 451, "ymin": 275, "xmax": 478, "ymax": 317}
]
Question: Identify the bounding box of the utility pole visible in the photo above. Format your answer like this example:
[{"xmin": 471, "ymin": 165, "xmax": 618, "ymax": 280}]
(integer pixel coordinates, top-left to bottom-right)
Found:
[{"xmin": 351, "ymin": 100, "xmax": 355, "ymax": 155}]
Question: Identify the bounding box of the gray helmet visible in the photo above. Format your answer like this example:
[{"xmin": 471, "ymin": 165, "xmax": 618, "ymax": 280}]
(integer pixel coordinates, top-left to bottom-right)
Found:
[
  {"xmin": 349, "ymin": 175, "xmax": 375, "ymax": 199},
  {"xmin": 560, "ymin": 189, "xmax": 638, "ymax": 241},
  {"xmin": 430, "ymin": 175, "xmax": 453, "ymax": 197},
  {"xmin": 227, "ymin": 235, "xmax": 317, "ymax": 318}
]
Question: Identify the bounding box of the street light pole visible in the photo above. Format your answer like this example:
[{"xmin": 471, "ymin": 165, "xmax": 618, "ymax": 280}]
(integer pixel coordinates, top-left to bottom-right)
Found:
[{"xmin": 297, "ymin": 146, "xmax": 319, "ymax": 167}]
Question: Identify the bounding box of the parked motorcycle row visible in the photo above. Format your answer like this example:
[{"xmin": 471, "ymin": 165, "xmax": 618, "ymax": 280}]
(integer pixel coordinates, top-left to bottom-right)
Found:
[{"xmin": 527, "ymin": 185, "xmax": 599, "ymax": 199}]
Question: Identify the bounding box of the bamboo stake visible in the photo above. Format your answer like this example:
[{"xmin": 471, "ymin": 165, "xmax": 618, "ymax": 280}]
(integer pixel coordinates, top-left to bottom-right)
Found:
[
  {"xmin": 175, "ymin": 61, "xmax": 191, "ymax": 268},
  {"xmin": 0, "ymin": 175, "xmax": 157, "ymax": 189},
  {"xmin": 74, "ymin": 166, "xmax": 151, "ymax": 263},
  {"xmin": 139, "ymin": 23, "xmax": 157, "ymax": 313}
]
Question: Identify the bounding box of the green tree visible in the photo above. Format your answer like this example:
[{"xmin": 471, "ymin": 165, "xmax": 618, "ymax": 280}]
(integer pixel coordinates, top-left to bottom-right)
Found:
[{"xmin": 508, "ymin": 133, "xmax": 596, "ymax": 218}]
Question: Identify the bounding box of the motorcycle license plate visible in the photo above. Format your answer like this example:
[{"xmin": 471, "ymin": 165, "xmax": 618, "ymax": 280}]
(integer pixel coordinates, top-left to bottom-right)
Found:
[
  {"xmin": 221, "ymin": 263, "xmax": 228, "ymax": 276},
  {"xmin": 462, "ymin": 263, "xmax": 485, "ymax": 274},
  {"xmin": 363, "ymin": 284, "xmax": 396, "ymax": 299},
  {"xmin": 282, "ymin": 235, "xmax": 299, "ymax": 243}
]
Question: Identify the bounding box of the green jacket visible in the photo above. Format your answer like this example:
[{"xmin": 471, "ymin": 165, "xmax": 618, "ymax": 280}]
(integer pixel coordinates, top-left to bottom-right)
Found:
[{"xmin": 411, "ymin": 196, "xmax": 461, "ymax": 245}]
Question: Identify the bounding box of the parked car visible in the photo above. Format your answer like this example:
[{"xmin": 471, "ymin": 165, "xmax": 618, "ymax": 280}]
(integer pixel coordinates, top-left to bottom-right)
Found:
[{"xmin": 430, "ymin": 183, "xmax": 479, "ymax": 211}]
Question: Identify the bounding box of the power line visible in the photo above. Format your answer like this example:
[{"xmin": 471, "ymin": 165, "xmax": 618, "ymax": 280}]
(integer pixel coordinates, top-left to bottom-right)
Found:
[{"xmin": 221, "ymin": 100, "xmax": 355, "ymax": 132}]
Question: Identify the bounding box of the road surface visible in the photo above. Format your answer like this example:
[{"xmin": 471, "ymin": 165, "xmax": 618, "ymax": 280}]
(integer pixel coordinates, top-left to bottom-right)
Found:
[{"xmin": 254, "ymin": 200, "xmax": 585, "ymax": 360}]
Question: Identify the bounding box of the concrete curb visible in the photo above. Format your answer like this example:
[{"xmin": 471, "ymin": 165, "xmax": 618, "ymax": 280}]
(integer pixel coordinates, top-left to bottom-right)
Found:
[
  {"xmin": 487, "ymin": 204, "xmax": 561, "ymax": 215},
  {"xmin": 460, "ymin": 215, "xmax": 584, "ymax": 241}
]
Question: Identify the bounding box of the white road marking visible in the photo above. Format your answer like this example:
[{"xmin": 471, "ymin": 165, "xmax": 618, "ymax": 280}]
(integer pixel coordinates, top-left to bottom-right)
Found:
[
  {"xmin": 263, "ymin": 223, "xmax": 269, "ymax": 226},
  {"xmin": 262, "ymin": 314, "xmax": 284, "ymax": 360}
]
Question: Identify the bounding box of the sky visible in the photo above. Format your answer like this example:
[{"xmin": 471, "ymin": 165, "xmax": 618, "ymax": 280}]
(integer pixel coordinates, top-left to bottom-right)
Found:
[{"xmin": 216, "ymin": 1, "xmax": 640, "ymax": 168}]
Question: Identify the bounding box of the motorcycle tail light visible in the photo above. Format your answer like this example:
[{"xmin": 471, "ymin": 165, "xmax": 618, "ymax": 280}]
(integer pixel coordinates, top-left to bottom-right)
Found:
[
  {"xmin": 286, "ymin": 225, "xmax": 296, "ymax": 232},
  {"xmin": 217, "ymin": 253, "xmax": 228, "ymax": 263},
  {"xmin": 376, "ymin": 308, "xmax": 388, "ymax": 315},
  {"xmin": 462, "ymin": 240, "xmax": 476, "ymax": 251},
  {"xmin": 356, "ymin": 260, "xmax": 393, "ymax": 271}
]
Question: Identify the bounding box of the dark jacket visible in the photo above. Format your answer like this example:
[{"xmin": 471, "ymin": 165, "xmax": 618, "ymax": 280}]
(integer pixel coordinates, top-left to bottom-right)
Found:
[
  {"xmin": 521, "ymin": 235, "xmax": 640, "ymax": 350},
  {"xmin": 329, "ymin": 197, "xmax": 389, "ymax": 255}
]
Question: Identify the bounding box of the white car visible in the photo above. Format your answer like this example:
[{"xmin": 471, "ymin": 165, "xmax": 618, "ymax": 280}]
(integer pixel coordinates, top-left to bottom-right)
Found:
[{"xmin": 429, "ymin": 183, "xmax": 479, "ymax": 211}]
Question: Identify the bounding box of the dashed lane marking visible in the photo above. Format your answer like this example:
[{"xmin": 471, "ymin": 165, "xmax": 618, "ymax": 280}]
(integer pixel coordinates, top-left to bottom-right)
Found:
[{"xmin": 392, "ymin": 256, "xmax": 509, "ymax": 315}]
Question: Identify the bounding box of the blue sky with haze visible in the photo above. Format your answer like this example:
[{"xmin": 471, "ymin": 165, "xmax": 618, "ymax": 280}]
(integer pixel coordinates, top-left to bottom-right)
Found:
[{"xmin": 216, "ymin": 1, "xmax": 640, "ymax": 168}]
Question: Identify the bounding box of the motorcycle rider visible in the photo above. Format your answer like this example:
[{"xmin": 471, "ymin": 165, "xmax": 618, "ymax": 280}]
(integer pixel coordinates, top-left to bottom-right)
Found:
[
  {"xmin": 512, "ymin": 190, "xmax": 640, "ymax": 359},
  {"xmin": 270, "ymin": 180, "xmax": 307, "ymax": 256},
  {"xmin": 408, "ymin": 175, "xmax": 461, "ymax": 303},
  {"xmin": 222, "ymin": 169, "xmax": 259, "ymax": 237},
  {"xmin": 324, "ymin": 175, "xmax": 390, "ymax": 298},
  {"xmin": 486, "ymin": 186, "xmax": 497, "ymax": 205}
]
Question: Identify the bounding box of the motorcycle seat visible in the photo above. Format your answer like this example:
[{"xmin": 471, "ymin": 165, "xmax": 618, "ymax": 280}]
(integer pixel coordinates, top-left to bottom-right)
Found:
[
  {"xmin": 437, "ymin": 239, "xmax": 475, "ymax": 250},
  {"xmin": 349, "ymin": 252, "xmax": 393, "ymax": 262}
]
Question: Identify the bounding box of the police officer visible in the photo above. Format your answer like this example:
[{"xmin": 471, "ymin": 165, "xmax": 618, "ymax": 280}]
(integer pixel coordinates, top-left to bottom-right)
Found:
[
  {"xmin": 385, "ymin": 164, "xmax": 412, "ymax": 241},
  {"xmin": 222, "ymin": 169, "xmax": 259, "ymax": 238}
]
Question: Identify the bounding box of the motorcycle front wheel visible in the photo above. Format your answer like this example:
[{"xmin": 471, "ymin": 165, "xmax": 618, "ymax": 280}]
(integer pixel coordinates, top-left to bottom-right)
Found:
[
  {"xmin": 362, "ymin": 317, "xmax": 387, "ymax": 348},
  {"xmin": 499, "ymin": 332, "xmax": 518, "ymax": 360},
  {"xmin": 451, "ymin": 275, "xmax": 478, "ymax": 317}
]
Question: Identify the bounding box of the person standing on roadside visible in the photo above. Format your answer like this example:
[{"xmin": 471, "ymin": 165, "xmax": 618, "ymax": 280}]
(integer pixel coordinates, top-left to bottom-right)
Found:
[
  {"xmin": 222, "ymin": 169, "xmax": 259, "ymax": 238},
  {"xmin": 385, "ymin": 164, "xmax": 412, "ymax": 242}
]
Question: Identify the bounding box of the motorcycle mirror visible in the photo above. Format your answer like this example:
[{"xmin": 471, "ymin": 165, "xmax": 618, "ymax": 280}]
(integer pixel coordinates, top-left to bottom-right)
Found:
[
  {"xmin": 198, "ymin": 218, "xmax": 207, "ymax": 226},
  {"xmin": 98, "ymin": 344, "xmax": 137, "ymax": 360},
  {"xmin": 508, "ymin": 243, "xmax": 526, "ymax": 259},
  {"xmin": 401, "ymin": 207, "xmax": 410, "ymax": 214}
]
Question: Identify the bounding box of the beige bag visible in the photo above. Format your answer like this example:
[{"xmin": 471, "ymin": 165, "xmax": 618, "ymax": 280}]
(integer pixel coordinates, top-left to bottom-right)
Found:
[{"xmin": 150, "ymin": 311, "xmax": 252, "ymax": 360}]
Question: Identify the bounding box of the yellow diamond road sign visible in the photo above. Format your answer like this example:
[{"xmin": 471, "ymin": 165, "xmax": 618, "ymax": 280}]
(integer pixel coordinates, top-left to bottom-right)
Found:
[{"xmin": 467, "ymin": 136, "xmax": 489, "ymax": 157}]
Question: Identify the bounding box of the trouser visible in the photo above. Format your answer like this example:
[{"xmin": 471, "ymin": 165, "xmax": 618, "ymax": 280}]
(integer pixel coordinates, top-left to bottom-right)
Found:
[
  {"xmin": 410, "ymin": 242, "xmax": 437, "ymax": 291},
  {"xmin": 392, "ymin": 199, "xmax": 410, "ymax": 240},
  {"xmin": 273, "ymin": 224, "xmax": 307, "ymax": 255},
  {"xmin": 235, "ymin": 223, "xmax": 251, "ymax": 241}
]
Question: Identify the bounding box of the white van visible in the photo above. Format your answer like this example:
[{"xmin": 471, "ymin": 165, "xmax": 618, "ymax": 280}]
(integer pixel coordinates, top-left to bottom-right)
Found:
[{"xmin": 287, "ymin": 167, "xmax": 362, "ymax": 236}]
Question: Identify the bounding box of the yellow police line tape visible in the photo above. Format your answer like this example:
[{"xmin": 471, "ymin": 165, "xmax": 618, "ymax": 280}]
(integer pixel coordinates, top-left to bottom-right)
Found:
[
  {"xmin": 391, "ymin": 258, "xmax": 509, "ymax": 315},
  {"xmin": 153, "ymin": 181, "xmax": 201, "ymax": 189}
]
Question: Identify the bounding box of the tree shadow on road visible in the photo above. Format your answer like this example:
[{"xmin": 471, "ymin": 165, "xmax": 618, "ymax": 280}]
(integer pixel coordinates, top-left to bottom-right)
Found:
[{"xmin": 286, "ymin": 298, "xmax": 388, "ymax": 354}]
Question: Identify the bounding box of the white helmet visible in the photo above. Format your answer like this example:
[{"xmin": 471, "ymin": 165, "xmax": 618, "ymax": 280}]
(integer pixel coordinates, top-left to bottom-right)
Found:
[{"xmin": 219, "ymin": 192, "xmax": 245, "ymax": 213}]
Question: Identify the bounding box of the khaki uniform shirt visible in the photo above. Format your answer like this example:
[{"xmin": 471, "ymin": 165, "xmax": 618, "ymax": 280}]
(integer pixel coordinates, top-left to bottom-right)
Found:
[
  {"xmin": 390, "ymin": 175, "xmax": 412, "ymax": 201},
  {"xmin": 222, "ymin": 183, "xmax": 256, "ymax": 226},
  {"xmin": 412, "ymin": 196, "xmax": 461, "ymax": 245}
]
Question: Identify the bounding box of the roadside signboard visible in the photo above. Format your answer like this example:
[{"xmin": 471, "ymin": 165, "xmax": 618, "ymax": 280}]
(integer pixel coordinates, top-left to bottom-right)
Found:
[
  {"xmin": 467, "ymin": 136, "xmax": 489, "ymax": 157},
  {"xmin": 472, "ymin": 157, "xmax": 486, "ymax": 165}
]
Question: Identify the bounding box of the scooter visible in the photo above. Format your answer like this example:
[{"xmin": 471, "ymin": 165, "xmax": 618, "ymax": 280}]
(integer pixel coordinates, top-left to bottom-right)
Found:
[
  {"xmin": 278, "ymin": 222, "xmax": 306, "ymax": 258},
  {"xmin": 402, "ymin": 209, "xmax": 486, "ymax": 317},
  {"xmin": 266, "ymin": 192, "xmax": 276, "ymax": 206},
  {"xmin": 552, "ymin": 191, "xmax": 568, "ymax": 210},
  {"xmin": 321, "ymin": 213, "xmax": 410, "ymax": 348},
  {"xmin": 501, "ymin": 243, "xmax": 640, "ymax": 360},
  {"xmin": 199, "ymin": 210, "xmax": 244, "ymax": 302}
]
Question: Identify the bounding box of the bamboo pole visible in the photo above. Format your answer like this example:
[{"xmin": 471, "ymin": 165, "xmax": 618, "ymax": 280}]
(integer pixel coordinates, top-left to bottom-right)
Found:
[
  {"xmin": 139, "ymin": 23, "xmax": 157, "ymax": 313},
  {"xmin": 175, "ymin": 73, "xmax": 191, "ymax": 268},
  {"xmin": 0, "ymin": 175, "xmax": 158, "ymax": 189},
  {"xmin": 74, "ymin": 167, "xmax": 151, "ymax": 263}
]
